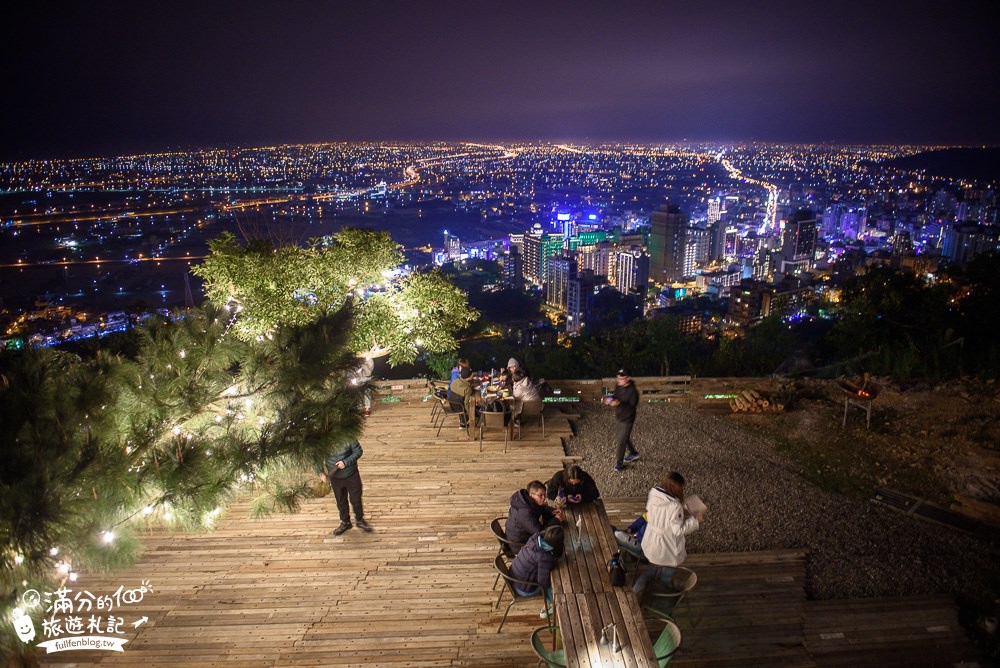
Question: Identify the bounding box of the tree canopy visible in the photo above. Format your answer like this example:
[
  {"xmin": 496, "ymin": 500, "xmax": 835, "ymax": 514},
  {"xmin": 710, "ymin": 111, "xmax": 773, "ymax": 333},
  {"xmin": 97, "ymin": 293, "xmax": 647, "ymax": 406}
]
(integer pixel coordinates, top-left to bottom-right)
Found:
[{"xmin": 192, "ymin": 229, "xmax": 477, "ymax": 366}]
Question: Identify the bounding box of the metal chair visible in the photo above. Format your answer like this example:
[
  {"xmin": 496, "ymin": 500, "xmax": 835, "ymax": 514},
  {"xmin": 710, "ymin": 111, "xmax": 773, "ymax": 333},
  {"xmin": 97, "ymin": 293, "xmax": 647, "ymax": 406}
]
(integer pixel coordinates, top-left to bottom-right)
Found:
[
  {"xmin": 613, "ymin": 529, "xmax": 646, "ymax": 581},
  {"xmin": 642, "ymin": 566, "xmax": 697, "ymax": 622},
  {"xmin": 490, "ymin": 517, "xmax": 524, "ymax": 590},
  {"xmin": 530, "ymin": 625, "xmax": 566, "ymax": 667},
  {"xmin": 493, "ymin": 555, "xmax": 547, "ymax": 633},
  {"xmin": 433, "ymin": 396, "xmax": 467, "ymax": 437},
  {"xmin": 646, "ymin": 616, "xmax": 683, "ymax": 666},
  {"xmin": 513, "ymin": 399, "xmax": 545, "ymax": 442},
  {"xmin": 428, "ymin": 381, "xmax": 449, "ymax": 422},
  {"xmin": 479, "ymin": 406, "xmax": 509, "ymax": 452}
]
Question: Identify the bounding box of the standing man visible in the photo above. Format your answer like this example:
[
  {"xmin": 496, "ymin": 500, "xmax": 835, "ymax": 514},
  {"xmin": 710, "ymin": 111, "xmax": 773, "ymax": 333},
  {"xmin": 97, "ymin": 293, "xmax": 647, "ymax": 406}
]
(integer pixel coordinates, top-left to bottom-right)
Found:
[
  {"xmin": 606, "ymin": 367, "xmax": 640, "ymax": 472},
  {"xmin": 317, "ymin": 438, "xmax": 373, "ymax": 535}
]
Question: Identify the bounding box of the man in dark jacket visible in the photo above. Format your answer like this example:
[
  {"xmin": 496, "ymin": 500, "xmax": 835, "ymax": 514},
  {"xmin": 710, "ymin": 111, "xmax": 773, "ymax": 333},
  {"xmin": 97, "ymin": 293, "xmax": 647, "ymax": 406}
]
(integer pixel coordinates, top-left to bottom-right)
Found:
[
  {"xmin": 509, "ymin": 526, "xmax": 565, "ymax": 617},
  {"xmin": 316, "ymin": 439, "xmax": 373, "ymax": 535},
  {"xmin": 545, "ymin": 464, "xmax": 601, "ymax": 504},
  {"xmin": 505, "ymin": 480, "xmax": 563, "ymax": 549},
  {"xmin": 448, "ymin": 366, "xmax": 476, "ymax": 428},
  {"xmin": 606, "ymin": 367, "xmax": 640, "ymax": 472}
]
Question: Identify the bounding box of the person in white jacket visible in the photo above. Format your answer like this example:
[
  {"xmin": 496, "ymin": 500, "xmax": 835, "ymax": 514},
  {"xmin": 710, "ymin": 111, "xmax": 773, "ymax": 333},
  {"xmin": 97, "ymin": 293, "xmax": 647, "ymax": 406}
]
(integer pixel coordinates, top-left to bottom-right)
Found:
[{"xmin": 634, "ymin": 471, "xmax": 703, "ymax": 595}]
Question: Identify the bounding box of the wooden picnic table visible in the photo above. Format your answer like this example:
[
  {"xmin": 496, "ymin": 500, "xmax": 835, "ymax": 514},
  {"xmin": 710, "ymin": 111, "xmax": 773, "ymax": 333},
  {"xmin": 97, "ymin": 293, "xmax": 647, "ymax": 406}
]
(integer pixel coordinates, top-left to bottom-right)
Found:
[{"xmin": 551, "ymin": 500, "xmax": 658, "ymax": 667}]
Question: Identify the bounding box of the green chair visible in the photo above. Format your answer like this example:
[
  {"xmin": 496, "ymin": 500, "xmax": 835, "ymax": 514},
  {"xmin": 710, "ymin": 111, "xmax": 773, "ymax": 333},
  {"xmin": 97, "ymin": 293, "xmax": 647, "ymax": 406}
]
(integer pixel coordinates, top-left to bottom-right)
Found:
[
  {"xmin": 530, "ymin": 625, "xmax": 566, "ymax": 667},
  {"xmin": 642, "ymin": 566, "xmax": 697, "ymax": 622},
  {"xmin": 648, "ymin": 617, "xmax": 682, "ymax": 666}
]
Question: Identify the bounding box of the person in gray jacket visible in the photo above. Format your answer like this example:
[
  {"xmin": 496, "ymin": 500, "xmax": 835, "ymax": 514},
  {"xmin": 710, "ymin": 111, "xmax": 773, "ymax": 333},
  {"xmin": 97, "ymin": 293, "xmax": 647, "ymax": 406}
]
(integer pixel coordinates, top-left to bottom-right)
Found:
[{"xmin": 316, "ymin": 439, "xmax": 373, "ymax": 535}]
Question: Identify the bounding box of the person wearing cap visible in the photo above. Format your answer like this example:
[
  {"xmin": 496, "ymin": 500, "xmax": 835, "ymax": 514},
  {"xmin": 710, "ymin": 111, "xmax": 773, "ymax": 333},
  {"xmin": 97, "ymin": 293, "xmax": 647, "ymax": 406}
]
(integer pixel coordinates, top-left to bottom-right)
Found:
[{"xmin": 606, "ymin": 367, "xmax": 640, "ymax": 472}]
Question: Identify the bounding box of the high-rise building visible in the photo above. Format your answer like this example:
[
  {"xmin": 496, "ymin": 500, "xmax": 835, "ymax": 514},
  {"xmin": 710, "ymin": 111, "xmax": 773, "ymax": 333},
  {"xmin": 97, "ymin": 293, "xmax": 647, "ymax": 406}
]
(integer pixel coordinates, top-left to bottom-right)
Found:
[
  {"xmin": 577, "ymin": 241, "xmax": 615, "ymax": 278},
  {"xmin": 546, "ymin": 255, "xmax": 577, "ymax": 310},
  {"xmin": 687, "ymin": 227, "xmax": 710, "ymax": 273},
  {"xmin": 615, "ymin": 249, "xmax": 649, "ymax": 297},
  {"xmin": 566, "ymin": 269, "xmax": 603, "ymax": 335},
  {"xmin": 502, "ymin": 245, "xmax": 524, "ymax": 288},
  {"xmin": 444, "ymin": 230, "xmax": 462, "ymax": 259},
  {"xmin": 707, "ymin": 197, "xmax": 722, "ymax": 227},
  {"xmin": 779, "ymin": 210, "xmax": 818, "ymax": 275},
  {"xmin": 942, "ymin": 222, "xmax": 1000, "ymax": 266},
  {"xmin": 648, "ymin": 203, "xmax": 688, "ymax": 283}
]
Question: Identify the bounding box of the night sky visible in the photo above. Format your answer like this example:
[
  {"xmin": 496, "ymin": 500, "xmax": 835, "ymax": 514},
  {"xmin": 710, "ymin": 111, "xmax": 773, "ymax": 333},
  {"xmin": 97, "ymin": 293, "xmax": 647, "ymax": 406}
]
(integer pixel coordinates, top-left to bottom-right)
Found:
[{"xmin": 4, "ymin": 1, "xmax": 999, "ymax": 159}]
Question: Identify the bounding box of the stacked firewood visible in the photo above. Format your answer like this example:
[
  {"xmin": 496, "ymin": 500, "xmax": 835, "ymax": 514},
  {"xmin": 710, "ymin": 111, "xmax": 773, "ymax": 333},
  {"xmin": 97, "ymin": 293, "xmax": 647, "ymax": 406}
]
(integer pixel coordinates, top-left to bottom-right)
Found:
[{"xmin": 729, "ymin": 389, "xmax": 784, "ymax": 413}]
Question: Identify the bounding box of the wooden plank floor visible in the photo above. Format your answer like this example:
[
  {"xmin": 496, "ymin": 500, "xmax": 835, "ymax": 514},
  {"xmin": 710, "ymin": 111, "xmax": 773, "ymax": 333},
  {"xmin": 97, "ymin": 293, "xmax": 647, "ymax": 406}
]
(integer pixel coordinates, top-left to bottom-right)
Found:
[
  {"xmin": 41, "ymin": 400, "xmax": 573, "ymax": 667},
  {"xmin": 38, "ymin": 398, "xmax": 984, "ymax": 667}
]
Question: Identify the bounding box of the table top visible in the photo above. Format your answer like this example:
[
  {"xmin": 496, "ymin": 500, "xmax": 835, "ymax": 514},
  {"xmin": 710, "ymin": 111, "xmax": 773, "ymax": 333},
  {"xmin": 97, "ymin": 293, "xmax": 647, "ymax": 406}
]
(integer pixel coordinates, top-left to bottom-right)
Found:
[{"xmin": 552, "ymin": 501, "xmax": 658, "ymax": 667}]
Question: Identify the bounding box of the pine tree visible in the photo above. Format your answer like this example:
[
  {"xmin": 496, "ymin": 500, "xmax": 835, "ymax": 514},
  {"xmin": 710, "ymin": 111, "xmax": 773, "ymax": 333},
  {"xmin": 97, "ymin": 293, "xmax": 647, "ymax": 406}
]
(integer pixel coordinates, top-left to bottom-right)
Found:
[{"xmin": 1, "ymin": 303, "xmax": 365, "ymax": 660}]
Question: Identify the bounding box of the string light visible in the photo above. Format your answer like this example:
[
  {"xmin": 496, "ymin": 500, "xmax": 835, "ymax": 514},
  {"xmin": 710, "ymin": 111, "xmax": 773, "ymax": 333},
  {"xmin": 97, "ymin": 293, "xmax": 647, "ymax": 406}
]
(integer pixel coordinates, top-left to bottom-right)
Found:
[
  {"xmin": 14, "ymin": 554, "xmax": 24, "ymax": 565},
  {"xmin": 101, "ymin": 531, "xmax": 116, "ymax": 544},
  {"xmin": 49, "ymin": 547, "xmax": 59, "ymax": 557}
]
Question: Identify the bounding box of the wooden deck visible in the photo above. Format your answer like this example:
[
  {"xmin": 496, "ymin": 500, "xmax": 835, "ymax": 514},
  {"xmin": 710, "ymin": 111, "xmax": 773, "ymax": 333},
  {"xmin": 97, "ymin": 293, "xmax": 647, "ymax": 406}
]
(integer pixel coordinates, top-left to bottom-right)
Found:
[{"xmin": 39, "ymin": 392, "xmax": 985, "ymax": 667}]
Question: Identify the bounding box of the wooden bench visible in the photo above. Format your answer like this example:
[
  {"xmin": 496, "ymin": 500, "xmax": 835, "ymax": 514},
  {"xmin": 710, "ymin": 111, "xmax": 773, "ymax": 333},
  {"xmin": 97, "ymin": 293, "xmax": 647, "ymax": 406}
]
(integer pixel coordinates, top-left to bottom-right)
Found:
[{"xmin": 551, "ymin": 501, "xmax": 659, "ymax": 667}]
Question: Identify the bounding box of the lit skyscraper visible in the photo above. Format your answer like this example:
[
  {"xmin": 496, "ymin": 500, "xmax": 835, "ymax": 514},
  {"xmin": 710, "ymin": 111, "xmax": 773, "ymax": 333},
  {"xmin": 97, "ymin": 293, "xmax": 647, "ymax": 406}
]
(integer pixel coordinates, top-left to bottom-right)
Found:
[
  {"xmin": 648, "ymin": 203, "xmax": 688, "ymax": 283},
  {"xmin": 546, "ymin": 255, "xmax": 577, "ymax": 309}
]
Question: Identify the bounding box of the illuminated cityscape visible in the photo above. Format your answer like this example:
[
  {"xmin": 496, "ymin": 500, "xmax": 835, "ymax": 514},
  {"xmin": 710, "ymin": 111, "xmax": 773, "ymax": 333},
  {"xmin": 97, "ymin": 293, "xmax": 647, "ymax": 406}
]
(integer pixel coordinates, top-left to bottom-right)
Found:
[
  {"xmin": 3, "ymin": 3, "xmax": 999, "ymax": 665},
  {"xmin": 2, "ymin": 141, "xmax": 997, "ymax": 347}
]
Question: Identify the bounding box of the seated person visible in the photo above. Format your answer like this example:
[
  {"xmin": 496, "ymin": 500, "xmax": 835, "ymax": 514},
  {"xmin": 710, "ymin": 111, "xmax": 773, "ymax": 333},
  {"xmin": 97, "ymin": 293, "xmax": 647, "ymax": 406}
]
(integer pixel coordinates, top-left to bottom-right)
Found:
[
  {"xmin": 506, "ymin": 480, "xmax": 563, "ymax": 549},
  {"xmin": 448, "ymin": 357, "xmax": 472, "ymax": 398},
  {"xmin": 448, "ymin": 366, "xmax": 476, "ymax": 428},
  {"xmin": 511, "ymin": 368, "xmax": 541, "ymax": 423},
  {"xmin": 509, "ymin": 525, "xmax": 564, "ymax": 618},
  {"xmin": 546, "ymin": 464, "xmax": 600, "ymax": 504},
  {"xmin": 499, "ymin": 357, "xmax": 529, "ymax": 393}
]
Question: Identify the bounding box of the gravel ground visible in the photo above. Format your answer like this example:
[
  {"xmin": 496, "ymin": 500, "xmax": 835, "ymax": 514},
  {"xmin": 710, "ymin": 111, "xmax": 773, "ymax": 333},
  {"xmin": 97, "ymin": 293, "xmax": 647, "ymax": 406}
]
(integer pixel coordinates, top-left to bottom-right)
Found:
[{"xmin": 563, "ymin": 402, "xmax": 1000, "ymax": 602}]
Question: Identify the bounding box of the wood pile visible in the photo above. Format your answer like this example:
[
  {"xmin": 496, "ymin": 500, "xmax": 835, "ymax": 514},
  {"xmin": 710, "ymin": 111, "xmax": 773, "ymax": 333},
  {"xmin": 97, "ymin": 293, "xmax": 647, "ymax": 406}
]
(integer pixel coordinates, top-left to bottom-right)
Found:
[
  {"xmin": 729, "ymin": 389, "xmax": 784, "ymax": 414},
  {"xmin": 951, "ymin": 494, "xmax": 1000, "ymax": 529}
]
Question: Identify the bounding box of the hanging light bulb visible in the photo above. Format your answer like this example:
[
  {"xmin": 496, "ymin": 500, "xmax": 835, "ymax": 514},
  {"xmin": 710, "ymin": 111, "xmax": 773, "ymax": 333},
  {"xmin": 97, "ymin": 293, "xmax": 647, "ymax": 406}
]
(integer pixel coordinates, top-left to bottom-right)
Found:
[{"xmin": 101, "ymin": 530, "xmax": 115, "ymax": 544}]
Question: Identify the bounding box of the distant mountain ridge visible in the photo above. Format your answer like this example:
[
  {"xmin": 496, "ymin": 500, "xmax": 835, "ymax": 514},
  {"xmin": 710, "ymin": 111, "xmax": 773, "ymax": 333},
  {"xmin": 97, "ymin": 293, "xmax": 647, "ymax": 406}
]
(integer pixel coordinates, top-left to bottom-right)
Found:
[{"xmin": 885, "ymin": 147, "xmax": 1000, "ymax": 183}]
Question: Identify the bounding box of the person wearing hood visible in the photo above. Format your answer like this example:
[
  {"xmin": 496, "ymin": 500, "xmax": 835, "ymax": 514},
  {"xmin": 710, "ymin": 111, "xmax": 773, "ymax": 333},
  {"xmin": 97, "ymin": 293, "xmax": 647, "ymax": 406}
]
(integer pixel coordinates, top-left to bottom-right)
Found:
[
  {"xmin": 634, "ymin": 470, "xmax": 703, "ymax": 595},
  {"xmin": 509, "ymin": 525, "xmax": 565, "ymax": 618},
  {"xmin": 506, "ymin": 480, "xmax": 563, "ymax": 549},
  {"xmin": 510, "ymin": 367, "xmax": 541, "ymax": 424},
  {"xmin": 545, "ymin": 464, "xmax": 601, "ymax": 504},
  {"xmin": 500, "ymin": 357, "xmax": 528, "ymax": 393}
]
